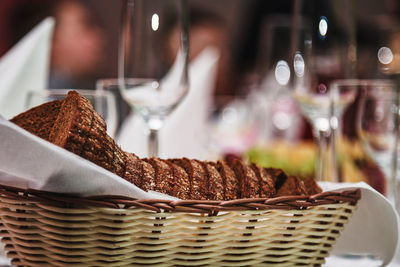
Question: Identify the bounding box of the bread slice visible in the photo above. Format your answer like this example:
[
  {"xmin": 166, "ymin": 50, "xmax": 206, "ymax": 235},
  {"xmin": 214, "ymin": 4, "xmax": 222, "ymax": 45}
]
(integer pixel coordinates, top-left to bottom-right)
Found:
[
  {"xmin": 124, "ymin": 153, "xmax": 142, "ymax": 187},
  {"xmin": 170, "ymin": 158, "xmax": 208, "ymax": 200},
  {"xmin": 264, "ymin": 168, "xmax": 288, "ymax": 191},
  {"xmin": 250, "ymin": 163, "xmax": 275, "ymax": 198},
  {"xmin": 275, "ymin": 176, "xmax": 307, "ymax": 197},
  {"xmin": 210, "ymin": 161, "xmax": 239, "ymax": 200},
  {"xmin": 303, "ymin": 177, "xmax": 322, "ymax": 195},
  {"xmin": 44, "ymin": 91, "xmax": 126, "ymax": 176},
  {"xmin": 140, "ymin": 160, "xmax": 156, "ymax": 192},
  {"xmin": 230, "ymin": 159, "xmax": 259, "ymax": 198},
  {"xmin": 112, "ymin": 138, "xmax": 127, "ymax": 177},
  {"xmin": 144, "ymin": 158, "xmax": 174, "ymax": 195},
  {"xmin": 198, "ymin": 161, "xmax": 224, "ymax": 200},
  {"xmin": 10, "ymin": 100, "xmax": 62, "ymax": 140},
  {"xmin": 48, "ymin": 91, "xmax": 94, "ymax": 155},
  {"xmin": 163, "ymin": 160, "xmax": 190, "ymax": 199}
]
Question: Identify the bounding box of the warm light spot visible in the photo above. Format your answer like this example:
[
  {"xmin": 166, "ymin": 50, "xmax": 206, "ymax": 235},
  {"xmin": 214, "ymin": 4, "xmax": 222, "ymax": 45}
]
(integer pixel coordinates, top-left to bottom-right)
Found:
[
  {"xmin": 316, "ymin": 118, "xmax": 330, "ymax": 132},
  {"xmin": 377, "ymin": 47, "xmax": 393, "ymax": 65},
  {"xmin": 151, "ymin": 13, "xmax": 159, "ymax": 31},
  {"xmin": 319, "ymin": 17, "xmax": 328, "ymax": 38},
  {"xmin": 294, "ymin": 52, "xmax": 305, "ymax": 77},
  {"xmin": 274, "ymin": 60, "xmax": 291, "ymax": 85},
  {"xmin": 273, "ymin": 112, "xmax": 291, "ymax": 130},
  {"xmin": 151, "ymin": 81, "xmax": 159, "ymax": 89},
  {"xmin": 222, "ymin": 107, "xmax": 237, "ymax": 124}
]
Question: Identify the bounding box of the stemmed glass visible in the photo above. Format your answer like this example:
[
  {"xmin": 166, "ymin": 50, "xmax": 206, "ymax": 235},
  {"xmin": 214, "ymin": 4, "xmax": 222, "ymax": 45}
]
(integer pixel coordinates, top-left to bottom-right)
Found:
[
  {"xmin": 356, "ymin": 80, "xmax": 398, "ymax": 208},
  {"xmin": 291, "ymin": 0, "xmax": 356, "ymax": 181},
  {"xmin": 118, "ymin": 0, "xmax": 189, "ymax": 157}
]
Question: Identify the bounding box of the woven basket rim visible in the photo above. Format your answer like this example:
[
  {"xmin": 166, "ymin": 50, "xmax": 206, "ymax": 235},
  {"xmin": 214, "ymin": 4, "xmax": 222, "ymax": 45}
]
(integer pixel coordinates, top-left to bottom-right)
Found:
[{"xmin": 0, "ymin": 183, "xmax": 361, "ymax": 214}]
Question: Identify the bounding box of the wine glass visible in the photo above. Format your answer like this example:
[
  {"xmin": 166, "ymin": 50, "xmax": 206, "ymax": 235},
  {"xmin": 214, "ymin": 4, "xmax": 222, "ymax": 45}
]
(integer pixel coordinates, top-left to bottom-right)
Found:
[
  {"xmin": 291, "ymin": 0, "xmax": 356, "ymax": 181},
  {"xmin": 118, "ymin": 0, "xmax": 189, "ymax": 157},
  {"xmin": 356, "ymin": 80, "xmax": 398, "ymax": 209},
  {"xmin": 25, "ymin": 89, "xmax": 118, "ymax": 138},
  {"xmin": 96, "ymin": 78, "xmax": 132, "ymax": 137}
]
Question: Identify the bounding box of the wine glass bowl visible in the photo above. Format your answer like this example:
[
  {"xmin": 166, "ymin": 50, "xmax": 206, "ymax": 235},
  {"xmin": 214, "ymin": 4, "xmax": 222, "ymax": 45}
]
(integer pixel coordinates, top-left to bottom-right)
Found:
[
  {"xmin": 118, "ymin": 0, "xmax": 189, "ymax": 157},
  {"xmin": 118, "ymin": 78, "xmax": 188, "ymax": 129},
  {"xmin": 356, "ymin": 80, "xmax": 398, "ymax": 204},
  {"xmin": 294, "ymin": 86, "xmax": 331, "ymax": 133}
]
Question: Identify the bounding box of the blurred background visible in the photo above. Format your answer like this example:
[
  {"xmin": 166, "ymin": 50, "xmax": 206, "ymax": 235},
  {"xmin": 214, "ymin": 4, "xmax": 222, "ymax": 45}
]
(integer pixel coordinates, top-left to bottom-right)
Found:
[
  {"xmin": 0, "ymin": 0, "xmax": 398, "ymax": 91},
  {"xmin": 1, "ymin": 0, "xmax": 400, "ymax": 190}
]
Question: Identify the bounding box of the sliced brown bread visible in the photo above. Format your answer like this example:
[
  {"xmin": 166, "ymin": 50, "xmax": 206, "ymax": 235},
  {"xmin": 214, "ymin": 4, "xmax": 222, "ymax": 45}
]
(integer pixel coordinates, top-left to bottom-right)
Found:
[
  {"xmin": 144, "ymin": 158, "xmax": 174, "ymax": 195},
  {"xmin": 197, "ymin": 161, "xmax": 224, "ymax": 200},
  {"xmin": 163, "ymin": 160, "xmax": 190, "ymax": 199},
  {"xmin": 140, "ymin": 160, "xmax": 156, "ymax": 192},
  {"xmin": 44, "ymin": 91, "xmax": 126, "ymax": 176},
  {"xmin": 210, "ymin": 161, "xmax": 239, "ymax": 200},
  {"xmin": 112, "ymin": 139, "xmax": 127, "ymax": 177},
  {"xmin": 230, "ymin": 159, "xmax": 259, "ymax": 198},
  {"xmin": 303, "ymin": 177, "xmax": 322, "ymax": 195},
  {"xmin": 170, "ymin": 158, "xmax": 208, "ymax": 200},
  {"xmin": 10, "ymin": 100, "xmax": 62, "ymax": 140},
  {"xmin": 48, "ymin": 91, "xmax": 94, "ymax": 155},
  {"xmin": 250, "ymin": 163, "xmax": 275, "ymax": 198},
  {"xmin": 264, "ymin": 167, "xmax": 288, "ymax": 191},
  {"xmin": 79, "ymin": 109, "xmax": 112, "ymax": 173},
  {"xmin": 124, "ymin": 153, "xmax": 142, "ymax": 187},
  {"xmin": 10, "ymin": 91, "xmax": 321, "ymax": 200},
  {"xmin": 275, "ymin": 176, "xmax": 307, "ymax": 197}
]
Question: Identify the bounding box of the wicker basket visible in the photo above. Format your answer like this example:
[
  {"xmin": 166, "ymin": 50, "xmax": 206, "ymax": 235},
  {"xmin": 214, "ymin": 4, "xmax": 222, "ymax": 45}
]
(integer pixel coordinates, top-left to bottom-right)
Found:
[{"xmin": 0, "ymin": 184, "xmax": 360, "ymax": 267}]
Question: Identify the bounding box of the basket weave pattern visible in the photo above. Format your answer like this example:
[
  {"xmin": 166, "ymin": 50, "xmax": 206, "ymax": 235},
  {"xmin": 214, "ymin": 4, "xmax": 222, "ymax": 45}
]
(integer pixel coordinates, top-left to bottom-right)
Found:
[{"xmin": 0, "ymin": 185, "xmax": 360, "ymax": 267}]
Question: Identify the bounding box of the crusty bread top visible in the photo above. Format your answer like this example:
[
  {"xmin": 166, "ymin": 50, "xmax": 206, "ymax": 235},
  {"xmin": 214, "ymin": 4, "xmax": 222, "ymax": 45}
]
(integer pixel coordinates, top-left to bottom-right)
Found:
[
  {"xmin": 10, "ymin": 100, "xmax": 62, "ymax": 140},
  {"xmin": 48, "ymin": 91, "xmax": 94, "ymax": 150}
]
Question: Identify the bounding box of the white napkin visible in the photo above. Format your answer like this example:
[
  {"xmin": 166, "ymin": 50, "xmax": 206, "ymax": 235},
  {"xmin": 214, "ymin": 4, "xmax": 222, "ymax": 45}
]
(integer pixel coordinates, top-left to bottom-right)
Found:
[
  {"xmin": 0, "ymin": 115, "xmax": 176, "ymax": 200},
  {"xmin": 320, "ymin": 182, "xmax": 399, "ymax": 265},
  {"xmin": 117, "ymin": 47, "xmax": 220, "ymax": 159},
  {"xmin": 0, "ymin": 17, "xmax": 55, "ymax": 119}
]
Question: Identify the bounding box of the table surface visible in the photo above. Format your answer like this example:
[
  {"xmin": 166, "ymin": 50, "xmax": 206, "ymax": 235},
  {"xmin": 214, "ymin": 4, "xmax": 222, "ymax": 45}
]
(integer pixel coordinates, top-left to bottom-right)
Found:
[{"xmin": 0, "ymin": 252, "xmax": 398, "ymax": 267}]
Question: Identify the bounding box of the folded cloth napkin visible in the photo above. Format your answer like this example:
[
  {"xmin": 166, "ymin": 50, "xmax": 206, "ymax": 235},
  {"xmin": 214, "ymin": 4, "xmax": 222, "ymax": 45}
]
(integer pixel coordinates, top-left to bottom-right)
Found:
[
  {"xmin": 117, "ymin": 47, "xmax": 220, "ymax": 159},
  {"xmin": 321, "ymin": 182, "xmax": 399, "ymax": 265},
  {"xmin": 0, "ymin": 17, "xmax": 54, "ymax": 119}
]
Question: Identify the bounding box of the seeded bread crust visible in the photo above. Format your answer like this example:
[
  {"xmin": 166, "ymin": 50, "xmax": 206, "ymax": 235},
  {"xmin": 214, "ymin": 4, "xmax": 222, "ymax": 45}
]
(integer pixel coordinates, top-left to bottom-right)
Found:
[
  {"xmin": 163, "ymin": 160, "xmax": 190, "ymax": 199},
  {"xmin": 198, "ymin": 161, "xmax": 224, "ymax": 200},
  {"xmin": 144, "ymin": 158, "xmax": 174, "ymax": 195},
  {"xmin": 140, "ymin": 160, "xmax": 156, "ymax": 192},
  {"xmin": 10, "ymin": 100, "xmax": 62, "ymax": 140},
  {"xmin": 230, "ymin": 159, "xmax": 259, "ymax": 198},
  {"xmin": 124, "ymin": 153, "xmax": 142, "ymax": 187},
  {"xmin": 303, "ymin": 177, "xmax": 322, "ymax": 195},
  {"xmin": 48, "ymin": 91, "xmax": 93, "ymax": 152},
  {"xmin": 264, "ymin": 168, "xmax": 288, "ymax": 191},
  {"xmin": 170, "ymin": 158, "xmax": 207, "ymax": 200},
  {"xmin": 210, "ymin": 161, "xmax": 238, "ymax": 200},
  {"xmin": 46, "ymin": 91, "xmax": 126, "ymax": 176},
  {"xmin": 250, "ymin": 163, "xmax": 275, "ymax": 198},
  {"xmin": 275, "ymin": 176, "xmax": 307, "ymax": 197}
]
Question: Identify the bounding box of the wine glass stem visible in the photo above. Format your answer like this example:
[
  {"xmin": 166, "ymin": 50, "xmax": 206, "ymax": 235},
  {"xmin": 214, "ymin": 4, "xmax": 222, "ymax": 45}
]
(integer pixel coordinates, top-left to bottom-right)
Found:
[
  {"xmin": 315, "ymin": 129, "xmax": 331, "ymax": 182},
  {"xmin": 148, "ymin": 128, "xmax": 159, "ymax": 158}
]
